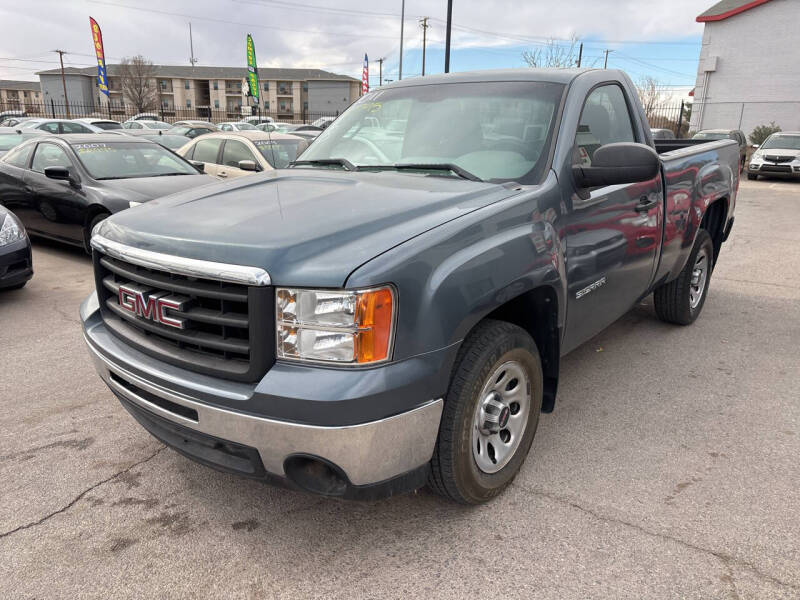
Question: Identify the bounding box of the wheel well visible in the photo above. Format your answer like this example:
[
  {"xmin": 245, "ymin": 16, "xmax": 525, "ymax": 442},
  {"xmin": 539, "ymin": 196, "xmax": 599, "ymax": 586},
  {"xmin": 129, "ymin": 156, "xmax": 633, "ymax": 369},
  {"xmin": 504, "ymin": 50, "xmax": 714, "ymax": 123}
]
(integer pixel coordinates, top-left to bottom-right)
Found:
[
  {"xmin": 701, "ymin": 198, "xmax": 727, "ymax": 267},
  {"xmin": 83, "ymin": 206, "xmax": 110, "ymax": 252},
  {"xmin": 485, "ymin": 286, "xmax": 560, "ymax": 413}
]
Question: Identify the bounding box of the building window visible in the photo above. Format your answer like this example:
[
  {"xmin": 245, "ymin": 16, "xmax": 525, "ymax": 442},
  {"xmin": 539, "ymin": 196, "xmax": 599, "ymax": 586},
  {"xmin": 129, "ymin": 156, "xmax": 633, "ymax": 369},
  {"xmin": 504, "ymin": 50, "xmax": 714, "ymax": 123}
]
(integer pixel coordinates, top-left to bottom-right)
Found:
[
  {"xmin": 186, "ymin": 99, "xmax": 191, "ymax": 107},
  {"xmin": 303, "ymin": 82, "xmax": 308, "ymax": 92},
  {"xmin": 265, "ymin": 101, "xmax": 269, "ymax": 109},
  {"xmin": 263, "ymin": 82, "xmax": 269, "ymax": 91},
  {"xmin": 237, "ymin": 82, "xmax": 241, "ymax": 89},
  {"xmin": 214, "ymin": 99, "xmax": 219, "ymax": 108},
  {"xmin": 160, "ymin": 80, "xmax": 166, "ymax": 90},
  {"xmin": 162, "ymin": 99, "xmax": 169, "ymax": 108},
  {"xmin": 213, "ymin": 81, "xmax": 218, "ymax": 90},
  {"xmin": 280, "ymin": 101, "xmax": 286, "ymax": 111},
  {"xmin": 184, "ymin": 80, "xmax": 190, "ymax": 89}
]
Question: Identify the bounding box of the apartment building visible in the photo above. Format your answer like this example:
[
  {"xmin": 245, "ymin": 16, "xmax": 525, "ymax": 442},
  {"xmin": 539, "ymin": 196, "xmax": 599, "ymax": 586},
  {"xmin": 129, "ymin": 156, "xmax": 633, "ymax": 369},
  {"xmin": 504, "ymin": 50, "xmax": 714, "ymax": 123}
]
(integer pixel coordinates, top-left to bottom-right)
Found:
[
  {"xmin": 0, "ymin": 80, "xmax": 43, "ymax": 113},
  {"xmin": 36, "ymin": 65, "xmax": 360, "ymax": 120}
]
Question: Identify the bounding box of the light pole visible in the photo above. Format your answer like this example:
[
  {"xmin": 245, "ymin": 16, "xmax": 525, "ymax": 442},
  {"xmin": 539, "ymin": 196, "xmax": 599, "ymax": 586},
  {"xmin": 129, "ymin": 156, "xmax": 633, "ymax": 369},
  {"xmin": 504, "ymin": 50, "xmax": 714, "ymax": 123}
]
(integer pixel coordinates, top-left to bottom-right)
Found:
[
  {"xmin": 399, "ymin": 0, "xmax": 405, "ymax": 80},
  {"xmin": 444, "ymin": 0, "xmax": 453, "ymax": 73}
]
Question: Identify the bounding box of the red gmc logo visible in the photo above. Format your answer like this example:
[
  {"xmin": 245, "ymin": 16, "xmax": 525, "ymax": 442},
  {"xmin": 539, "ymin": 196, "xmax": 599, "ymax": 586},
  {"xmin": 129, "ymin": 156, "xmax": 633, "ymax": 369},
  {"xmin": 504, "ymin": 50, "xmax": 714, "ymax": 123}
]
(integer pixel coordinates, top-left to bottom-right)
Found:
[{"xmin": 118, "ymin": 284, "xmax": 187, "ymax": 329}]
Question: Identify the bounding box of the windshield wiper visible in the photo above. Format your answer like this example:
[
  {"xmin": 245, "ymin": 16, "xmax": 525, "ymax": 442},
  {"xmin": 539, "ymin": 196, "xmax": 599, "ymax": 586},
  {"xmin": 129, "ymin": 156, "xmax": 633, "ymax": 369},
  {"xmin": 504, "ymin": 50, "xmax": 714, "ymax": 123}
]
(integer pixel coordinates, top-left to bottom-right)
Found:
[
  {"xmin": 289, "ymin": 158, "xmax": 356, "ymax": 171},
  {"xmin": 371, "ymin": 163, "xmax": 483, "ymax": 182}
]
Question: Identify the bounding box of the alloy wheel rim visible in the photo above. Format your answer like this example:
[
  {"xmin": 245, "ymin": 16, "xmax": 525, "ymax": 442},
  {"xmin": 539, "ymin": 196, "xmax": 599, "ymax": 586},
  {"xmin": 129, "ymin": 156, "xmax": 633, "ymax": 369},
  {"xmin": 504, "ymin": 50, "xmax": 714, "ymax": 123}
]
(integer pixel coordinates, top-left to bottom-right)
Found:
[
  {"xmin": 472, "ymin": 360, "xmax": 531, "ymax": 474},
  {"xmin": 689, "ymin": 248, "xmax": 709, "ymax": 310}
]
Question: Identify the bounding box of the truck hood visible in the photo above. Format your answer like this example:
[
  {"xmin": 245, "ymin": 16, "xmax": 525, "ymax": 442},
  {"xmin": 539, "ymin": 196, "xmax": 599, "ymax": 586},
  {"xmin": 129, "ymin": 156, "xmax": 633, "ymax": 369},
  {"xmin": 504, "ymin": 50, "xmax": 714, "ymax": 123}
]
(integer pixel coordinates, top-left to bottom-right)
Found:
[
  {"xmin": 96, "ymin": 173, "xmax": 214, "ymax": 203},
  {"xmin": 97, "ymin": 169, "xmax": 518, "ymax": 286}
]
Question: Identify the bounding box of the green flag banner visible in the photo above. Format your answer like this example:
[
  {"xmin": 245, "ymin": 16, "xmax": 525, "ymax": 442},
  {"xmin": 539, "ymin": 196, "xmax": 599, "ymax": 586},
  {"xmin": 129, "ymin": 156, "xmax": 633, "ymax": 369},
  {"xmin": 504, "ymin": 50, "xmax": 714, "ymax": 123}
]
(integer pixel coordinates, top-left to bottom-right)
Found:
[{"xmin": 246, "ymin": 34, "xmax": 259, "ymax": 105}]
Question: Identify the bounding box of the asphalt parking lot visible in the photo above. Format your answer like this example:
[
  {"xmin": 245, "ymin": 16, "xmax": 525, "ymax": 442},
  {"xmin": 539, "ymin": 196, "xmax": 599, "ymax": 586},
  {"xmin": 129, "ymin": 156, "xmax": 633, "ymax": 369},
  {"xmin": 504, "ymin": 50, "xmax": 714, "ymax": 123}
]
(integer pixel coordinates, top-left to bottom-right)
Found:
[{"xmin": 1, "ymin": 178, "xmax": 799, "ymax": 599}]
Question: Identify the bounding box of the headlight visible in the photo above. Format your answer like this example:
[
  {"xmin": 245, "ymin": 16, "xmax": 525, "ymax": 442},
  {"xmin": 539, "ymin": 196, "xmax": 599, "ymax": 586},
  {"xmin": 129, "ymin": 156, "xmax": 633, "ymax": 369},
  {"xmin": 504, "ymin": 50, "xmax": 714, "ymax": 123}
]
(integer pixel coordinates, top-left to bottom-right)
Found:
[
  {"xmin": 0, "ymin": 212, "xmax": 26, "ymax": 246},
  {"xmin": 276, "ymin": 286, "xmax": 395, "ymax": 364},
  {"xmin": 128, "ymin": 201, "xmax": 142, "ymax": 208}
]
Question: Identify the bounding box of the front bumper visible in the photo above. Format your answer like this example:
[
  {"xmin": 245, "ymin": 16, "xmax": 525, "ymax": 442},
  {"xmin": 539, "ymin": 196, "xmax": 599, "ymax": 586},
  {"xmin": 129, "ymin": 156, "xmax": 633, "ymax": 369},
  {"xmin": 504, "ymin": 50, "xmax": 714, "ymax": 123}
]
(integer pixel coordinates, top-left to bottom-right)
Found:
[
  {"xmin": 749, "ymin": 161, "xmax": 800, "ymax": 177},
  {"xmin": 82, "ymin": 292, "xmax": 449, "ymax": 497},
  {"xmin": 0, "ymin": 237, "xmax": 33, "ymax": 289}
]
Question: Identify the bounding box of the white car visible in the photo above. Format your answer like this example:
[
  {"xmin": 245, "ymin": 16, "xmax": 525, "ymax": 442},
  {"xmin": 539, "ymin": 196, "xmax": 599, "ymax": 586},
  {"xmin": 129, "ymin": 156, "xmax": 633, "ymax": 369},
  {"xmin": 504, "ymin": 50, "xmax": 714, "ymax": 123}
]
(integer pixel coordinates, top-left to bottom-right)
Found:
[
  {"xmin": 73, "ymin": 118, "xmax": 123, "ymax": 131},
  {"xmin": 216, "ymin": 121, "xmax": 259, "ymax": 132},
  {"xmin": 311, "ymin": 116, "xmax": 337, "ymax": 129},
  {"xmin": 748, "ymin": 132, "xmax": 800, "ymax": 180},
  {"xmin": 121, "ymin": 120, "xmax": 172, "ymax": 131},
  {"xmin": 16, "ymin": 118, "xmax": 99, "ymax": 134},
  {"xmin": 124, "ymin": 113, "xmax": 160, "ymax": 122},
  {"xmin": 242, "ymin": 115, "xmax": 274, "ymax": 125}
]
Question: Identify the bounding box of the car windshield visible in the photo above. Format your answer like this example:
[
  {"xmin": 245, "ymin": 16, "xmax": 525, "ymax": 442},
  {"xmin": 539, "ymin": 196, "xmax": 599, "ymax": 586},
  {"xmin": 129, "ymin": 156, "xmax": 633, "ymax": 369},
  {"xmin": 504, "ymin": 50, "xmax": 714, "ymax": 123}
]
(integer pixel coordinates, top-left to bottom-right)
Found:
[
  {"xmin": 254, "ymin": 139, "xmax": 307, "ymax": 168},
  {"xmin": 762, "ymin": 135, "xmax": 800, "ymax": 150},
  {"xmin": 693, "ymin": 132, "xmax": 729, "ymax": 140},
  {"xmin": 92, "ymin": 121, "xmax": 122, "ymax": 130},
  {"xmin": 235, "ymin": 123, "xmax": 257, "ymax": 130},
  {"xmin": 71, "ymin": 141, "xmax": 198, "ymax": 179},
  {"xmin": 0, "ymin": 134, "xmax": 23, "ymax": 151},
  {"xmin": 143, "ymin": 121, "xmax": 172, "ymax": 130},
  {"xmin": 300, "ymin": 81, "xmax": 564, "ymax": 183}
]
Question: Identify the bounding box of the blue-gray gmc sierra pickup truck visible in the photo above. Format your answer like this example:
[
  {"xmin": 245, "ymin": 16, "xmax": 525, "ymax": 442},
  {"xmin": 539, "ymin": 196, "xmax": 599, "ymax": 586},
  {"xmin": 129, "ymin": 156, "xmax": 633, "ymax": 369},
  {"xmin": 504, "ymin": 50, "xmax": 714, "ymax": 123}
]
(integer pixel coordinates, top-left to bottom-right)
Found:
[{"xmin": 81, "ymin": 69, "xmax": 738, "ymax": 503}]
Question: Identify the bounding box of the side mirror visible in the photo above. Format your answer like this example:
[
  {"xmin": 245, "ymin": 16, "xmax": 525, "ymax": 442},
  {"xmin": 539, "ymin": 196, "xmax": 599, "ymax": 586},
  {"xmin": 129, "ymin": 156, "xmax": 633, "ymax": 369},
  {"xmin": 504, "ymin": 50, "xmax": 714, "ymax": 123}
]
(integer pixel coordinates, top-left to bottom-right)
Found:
[
  {"xmin": 238, "ymin": 159, "xmax": 259, "ymax": 172},
  {"xmin": 572, "ymin": 142, "xmax": 659, "ymax": 197},
  {"xmin": 44, "ymin": 166, "xmax": 80, "ymax": 187},
  {"xmin": 189, "ymin": 160, "xmax": 205, "ymax": 173}
]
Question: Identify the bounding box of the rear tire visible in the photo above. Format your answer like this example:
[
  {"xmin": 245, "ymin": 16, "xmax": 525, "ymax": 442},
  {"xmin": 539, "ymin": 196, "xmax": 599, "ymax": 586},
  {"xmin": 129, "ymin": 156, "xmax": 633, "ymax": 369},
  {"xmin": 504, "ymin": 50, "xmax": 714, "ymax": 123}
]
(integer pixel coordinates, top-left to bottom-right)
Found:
[
  {"xmin": 653, "ymin": 229, "xmax": 714, "ymax": 325},
  {"xmin": 747, "ymin": 173, "xmax": 758, "ymax": 181},
  {"xmin": 428, "ymin": 320, "xmax": 543, "ymax": 504}
]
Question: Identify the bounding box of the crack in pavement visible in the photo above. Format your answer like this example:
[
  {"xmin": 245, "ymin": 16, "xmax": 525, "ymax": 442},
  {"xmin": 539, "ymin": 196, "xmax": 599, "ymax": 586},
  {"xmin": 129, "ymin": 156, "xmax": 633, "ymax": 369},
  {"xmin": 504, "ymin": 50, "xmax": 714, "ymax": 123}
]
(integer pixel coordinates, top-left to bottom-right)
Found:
[
  {"xmin": 0, "ymin": 445, "xmax": 165, "ymax": 539},
  {"xmin": 512, "ymin": 483, "xmax": 799, "ymax": 594}
]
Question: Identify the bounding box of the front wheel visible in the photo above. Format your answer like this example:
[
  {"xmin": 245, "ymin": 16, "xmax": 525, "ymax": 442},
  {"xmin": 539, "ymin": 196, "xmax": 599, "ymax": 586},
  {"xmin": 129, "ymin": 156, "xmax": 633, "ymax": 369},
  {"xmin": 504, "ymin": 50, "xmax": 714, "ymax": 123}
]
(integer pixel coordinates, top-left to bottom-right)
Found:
[
  {"xmin": 653, "ymin": 229, "xmax": 714, "ymax": 325},
  {"xmin": 747, "ymin": 172, "xmax": 758, "ymax": 181},
  {"xmin": 428, "ymin": 320, "xmax": 543, "ymax": 504}
]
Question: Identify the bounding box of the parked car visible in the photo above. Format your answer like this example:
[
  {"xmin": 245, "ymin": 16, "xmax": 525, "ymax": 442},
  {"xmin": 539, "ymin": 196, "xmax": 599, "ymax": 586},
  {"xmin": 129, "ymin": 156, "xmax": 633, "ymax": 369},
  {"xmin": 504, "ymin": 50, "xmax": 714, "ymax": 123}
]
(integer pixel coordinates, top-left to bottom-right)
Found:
[
  {"xmin": 747, "ymin": 131, "xmax": 800, "ymax": 180},
  {"xmin": 0, "ymin": 127, "xmax": 46, "ymax": 157},
  {"xmin": 216, "ymin": 122, "xmax": 259, "ymax": 132},
  {"xmin": 650, "ymin": 128, "xmax": 675, "ymax": 140},
  {"xmin": 0, "ymin": 116, "xmax": 31, "ymax": 127},
  {"xmin": 285, "ymin": 129, "xmax": 320, "ymax": 142},
  {"xmin": 124, "ymin": 113, "xmax": 160, "ymax": 122},
  {"xmin": 74, "ymin": 118, "xmax": 123, "ymax": 131},
  {"xmin": 242, "ymin": 115, "xmax": 274, "ymax": 125},
  {"xmin": 81, "ymin": 68, "xmax": 739, "ymax": 503},
  {"xmin": 17, "ymin": 118, "xmax": 100, "ymax": 134},
  {"xmin": 167, "ymin": 123, "xmax": 217, "ymax": 139},
  {"xmin": 0, "ymin": 110, "xmax": 26, "ymax": 121},
  {"xmin": 0, "ymin": 134, "xmax": 213, "ymax": 251},
  {"xmin": 692, "ymin": 129, "xmax": 747, "ymax": 171},
  {"xmin": 0, "ymin": 204, "xmax": 33, "ymax": 290},
  {"xmin": 122, "ymin": 120, "xmax": 171, "ymax": 131},
  {"xmin": 311, "ymin": 116, "xmax": 336, "ymax": 129},
  {"xmin": 177, "ymin": 131, "xmax": 309, "ymax": 177},
  {"xmin": 139, "ymin": 132, "xmax": 192, "ymax": 151},
  {"xmin": 172, "ymin": 120, "xmax": 218, "ymax": 129}
]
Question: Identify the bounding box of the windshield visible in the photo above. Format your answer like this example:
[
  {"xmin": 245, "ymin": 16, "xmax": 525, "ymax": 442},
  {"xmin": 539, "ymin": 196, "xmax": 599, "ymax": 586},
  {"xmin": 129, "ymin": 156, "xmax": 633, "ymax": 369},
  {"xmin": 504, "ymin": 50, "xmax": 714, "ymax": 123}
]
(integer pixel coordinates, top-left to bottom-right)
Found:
[
  {"xmin": 254, "ymin": 139, "xmax": 307, "ymax": 168},
  {"xmin": 143, "ymin": 121, "xmax": 171, "ymax": 130},
  {"xmin": 693, "ymin": 132, "xmax": 729, "ymax": 141},
  {"xmin": 235, "ymin": 123, "xmax": 257, "ymax": 130},
  {"xmin": 0, "ymin": 134, "xmax": 23, "ymax": 151},
  {"xmin": 93, "ymin": 121, "xmax": 122, "ymax": 130},
  {"xmin": 762, "ymin": 135, "xmax": 800, "ymax": 150},
  {"xmin": 300, "ymin": 81, "xmax": 564, "ymax": 183},
  {"xmin": 71, "ymin": 141, "xmax": 198, "ymax": 179}
]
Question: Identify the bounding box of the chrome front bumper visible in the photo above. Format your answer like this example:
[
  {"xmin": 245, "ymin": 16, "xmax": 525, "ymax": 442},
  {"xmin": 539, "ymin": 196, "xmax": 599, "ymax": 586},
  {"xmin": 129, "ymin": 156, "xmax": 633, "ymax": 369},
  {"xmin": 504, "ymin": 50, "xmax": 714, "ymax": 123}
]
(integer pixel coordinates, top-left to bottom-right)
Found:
[{"xmin": 84, "ymin": 328, "xmax": 443, "ymax": 487}]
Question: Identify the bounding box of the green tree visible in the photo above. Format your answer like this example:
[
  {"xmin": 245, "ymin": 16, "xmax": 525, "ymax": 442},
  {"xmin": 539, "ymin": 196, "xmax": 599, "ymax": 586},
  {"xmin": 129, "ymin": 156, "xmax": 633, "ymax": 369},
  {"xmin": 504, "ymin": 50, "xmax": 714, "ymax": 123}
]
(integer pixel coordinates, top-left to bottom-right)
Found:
[{"xmin": 749, "ymin": 122, "xmax": 781, "ymax": 146}]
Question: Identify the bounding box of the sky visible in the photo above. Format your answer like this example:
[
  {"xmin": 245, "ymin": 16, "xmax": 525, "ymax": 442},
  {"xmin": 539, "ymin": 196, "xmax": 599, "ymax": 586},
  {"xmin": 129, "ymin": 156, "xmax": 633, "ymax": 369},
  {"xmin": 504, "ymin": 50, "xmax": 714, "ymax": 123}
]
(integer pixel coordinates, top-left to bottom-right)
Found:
[{"xmin": 0, "ymin": 0, "xmax": 710, "ymax": 100}]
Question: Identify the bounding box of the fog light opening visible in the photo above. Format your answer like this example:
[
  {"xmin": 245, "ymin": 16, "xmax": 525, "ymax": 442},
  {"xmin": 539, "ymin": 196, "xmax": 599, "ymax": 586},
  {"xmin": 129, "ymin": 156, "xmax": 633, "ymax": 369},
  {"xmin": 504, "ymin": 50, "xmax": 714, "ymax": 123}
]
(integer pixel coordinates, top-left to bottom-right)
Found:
[{"xmin": 283, "ymin": 455, "xmax": 349, "ymax": 497}]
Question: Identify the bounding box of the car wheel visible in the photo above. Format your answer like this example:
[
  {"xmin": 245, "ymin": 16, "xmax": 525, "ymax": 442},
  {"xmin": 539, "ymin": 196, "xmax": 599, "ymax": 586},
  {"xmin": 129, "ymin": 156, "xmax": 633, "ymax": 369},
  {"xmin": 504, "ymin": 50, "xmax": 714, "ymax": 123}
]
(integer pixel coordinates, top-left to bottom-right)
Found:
[
  {"xmin": 84, "ymin": 211, "xmax": 109, "ymax": 254},
  {"xmin": 653, "ymin": 229, "xmax": 714, "ymax": 325},
  {"xmin": 747, "ymin": 173, "xmax": 758, "ymax": 180},
  {"xmin": 428, "ymin": 319, "xmax": 543, "ymax": 504}
]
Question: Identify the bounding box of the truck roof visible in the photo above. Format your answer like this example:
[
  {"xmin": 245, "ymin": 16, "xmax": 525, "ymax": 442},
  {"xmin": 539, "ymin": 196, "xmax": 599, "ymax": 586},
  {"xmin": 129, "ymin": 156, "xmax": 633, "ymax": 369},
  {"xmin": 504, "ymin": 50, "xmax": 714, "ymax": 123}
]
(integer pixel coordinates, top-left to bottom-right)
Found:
[{"xmin": 385, "ymin": 67, "xmax": 609, "ymax": 89}]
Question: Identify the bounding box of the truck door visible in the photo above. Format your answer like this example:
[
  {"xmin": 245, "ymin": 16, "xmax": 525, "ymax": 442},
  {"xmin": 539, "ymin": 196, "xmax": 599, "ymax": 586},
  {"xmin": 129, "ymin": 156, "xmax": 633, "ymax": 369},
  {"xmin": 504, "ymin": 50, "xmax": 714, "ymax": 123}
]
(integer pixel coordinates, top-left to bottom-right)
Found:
[{"xmin": 561, "ymin": 83, "xmax": 663, "ymax": 351}]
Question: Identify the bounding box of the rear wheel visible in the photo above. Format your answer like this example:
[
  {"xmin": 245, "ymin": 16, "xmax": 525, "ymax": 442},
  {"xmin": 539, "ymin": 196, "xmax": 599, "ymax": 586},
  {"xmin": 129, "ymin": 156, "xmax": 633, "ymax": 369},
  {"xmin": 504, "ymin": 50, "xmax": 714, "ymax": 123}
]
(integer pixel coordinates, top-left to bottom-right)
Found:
[
  {"xmin": 428, "ymin": 320, "xmax": 543, "ymax": 504},
  {"xmin": 653, "ymin": 229, "xmax": 714, "ymax": 325}
]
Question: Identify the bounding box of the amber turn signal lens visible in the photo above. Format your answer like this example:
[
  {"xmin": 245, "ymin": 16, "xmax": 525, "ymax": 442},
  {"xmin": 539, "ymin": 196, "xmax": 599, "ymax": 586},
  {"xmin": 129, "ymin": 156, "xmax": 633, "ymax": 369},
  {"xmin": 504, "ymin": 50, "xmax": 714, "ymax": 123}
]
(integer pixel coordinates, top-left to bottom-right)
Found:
[{"xmin": 355, "ymin": 287, "xmax": 394, "ymax": 363}]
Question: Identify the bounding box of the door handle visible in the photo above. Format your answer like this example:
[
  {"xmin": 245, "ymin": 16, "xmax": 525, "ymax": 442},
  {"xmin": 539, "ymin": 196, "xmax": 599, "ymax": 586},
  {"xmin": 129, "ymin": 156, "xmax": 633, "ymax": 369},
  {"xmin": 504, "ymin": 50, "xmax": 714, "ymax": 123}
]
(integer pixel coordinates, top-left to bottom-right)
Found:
[{"xmin": 635, "ymin": 196, "xmax": 658, "ymax": 213}]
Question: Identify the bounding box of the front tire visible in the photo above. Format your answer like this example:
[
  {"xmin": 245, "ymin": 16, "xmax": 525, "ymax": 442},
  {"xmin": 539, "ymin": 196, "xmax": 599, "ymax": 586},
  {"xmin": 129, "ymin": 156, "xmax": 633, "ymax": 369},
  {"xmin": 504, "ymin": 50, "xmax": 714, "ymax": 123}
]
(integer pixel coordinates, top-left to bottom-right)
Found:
[
  {"xmin": 747, "ymin": 172, "xmax": 758, "ymax": 181},
  {"xmin": 653, "ymin": 229, "xmax": 714, "ymax": 325},
  {"xmin": 428, "ymin": 320, "xmax": 543, "ymax": 504}
]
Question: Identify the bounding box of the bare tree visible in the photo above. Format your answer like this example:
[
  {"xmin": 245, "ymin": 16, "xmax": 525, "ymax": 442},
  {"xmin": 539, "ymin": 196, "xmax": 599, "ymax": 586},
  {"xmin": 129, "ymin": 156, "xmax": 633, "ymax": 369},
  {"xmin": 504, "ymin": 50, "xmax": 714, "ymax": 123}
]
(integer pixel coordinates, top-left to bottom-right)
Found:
[
  {"xmin": 635, "ymin": 76, "xmax": 666, "ymax": 122},
  {"xmin": 118, "ymin": 55, "xmax": 158, "ymax": 112},
  {"xmin": 522, "ymin": 37, "xmax": 581, "ymax": 69}
]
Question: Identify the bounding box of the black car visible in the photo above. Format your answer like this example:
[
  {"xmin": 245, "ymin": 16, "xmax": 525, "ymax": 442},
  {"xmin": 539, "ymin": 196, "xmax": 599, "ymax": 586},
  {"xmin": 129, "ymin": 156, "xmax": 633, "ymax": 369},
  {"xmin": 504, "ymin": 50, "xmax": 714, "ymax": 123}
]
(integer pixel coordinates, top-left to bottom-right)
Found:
[
  {"xmin": 0, "ymin": 204, "xmax": 33, "ymax": 290},
  {"xmin": 0, "ymin": 134, "xmax": 214, "ymax": 251},
  {"xmin": 0, "ymin": 127, "xmax": 46, "ymax": 158}
]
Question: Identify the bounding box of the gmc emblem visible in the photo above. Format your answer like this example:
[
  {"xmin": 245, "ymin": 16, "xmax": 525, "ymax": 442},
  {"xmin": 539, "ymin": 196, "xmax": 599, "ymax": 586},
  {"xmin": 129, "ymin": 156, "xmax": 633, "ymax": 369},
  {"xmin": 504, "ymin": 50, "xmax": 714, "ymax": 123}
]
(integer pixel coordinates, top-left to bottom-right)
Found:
[{"xmin": 118, "ymin": 283, "xmax": 187, "ymax": 329}]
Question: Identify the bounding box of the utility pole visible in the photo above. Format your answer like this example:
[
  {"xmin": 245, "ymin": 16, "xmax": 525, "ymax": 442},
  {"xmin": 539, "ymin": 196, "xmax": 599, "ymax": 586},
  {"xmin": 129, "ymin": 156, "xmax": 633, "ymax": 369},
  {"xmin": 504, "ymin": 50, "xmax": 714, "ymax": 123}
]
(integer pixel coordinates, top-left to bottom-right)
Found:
[
  {"xmin": 603, "ymin": 49, "xmax": 613, "ymax": 69},
  {"xmin": 377, "ymin": 57, "xmax": 384, "ymax": 86},
  {"xmin": 444, "ymin": 0, "xmax": 453, "ymax": 73},
  {"xmin": 53, "ymin": 50, "xmax": 70, "ymax": 118},
  {"xmin": 419, "ymin": 17, "xmax": 430, "ymax": 76},
  {"xmin": 576, "ymin": 43, "xmax": 583, "ymax": 68},
  {"xmin": 189, "ymin": 22, "xmax": 198, "ymax": 67},
  {"xmin": 398, "ymin": 0, "xmax": 405, "ymax": 80}
]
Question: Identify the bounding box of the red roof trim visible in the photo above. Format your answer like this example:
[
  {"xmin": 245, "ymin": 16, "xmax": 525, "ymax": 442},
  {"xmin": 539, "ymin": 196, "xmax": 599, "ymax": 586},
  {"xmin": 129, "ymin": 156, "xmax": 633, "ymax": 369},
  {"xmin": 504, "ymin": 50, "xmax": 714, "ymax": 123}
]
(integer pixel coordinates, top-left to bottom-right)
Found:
[{"xmin": 697, "ymin": 0, "xmax": 772, "ymax": 22}]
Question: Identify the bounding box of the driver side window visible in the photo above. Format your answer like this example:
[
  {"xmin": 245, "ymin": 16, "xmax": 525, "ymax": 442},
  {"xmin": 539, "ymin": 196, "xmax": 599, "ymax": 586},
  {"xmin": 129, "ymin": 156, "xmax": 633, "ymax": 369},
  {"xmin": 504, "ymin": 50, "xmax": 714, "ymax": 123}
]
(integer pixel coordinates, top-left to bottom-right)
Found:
[
  {"xmin": 31, "ymin": 143, "xmax": 73, "ymax": 173},
  {"xmin": 575, "ymin": 85, "xmax": 636, "ymax": 166}
]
